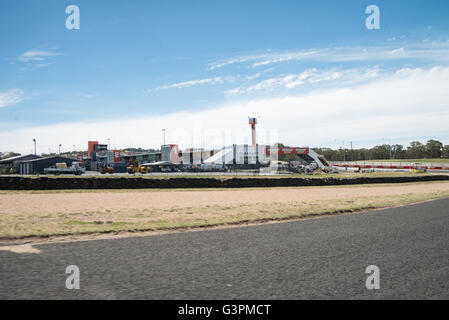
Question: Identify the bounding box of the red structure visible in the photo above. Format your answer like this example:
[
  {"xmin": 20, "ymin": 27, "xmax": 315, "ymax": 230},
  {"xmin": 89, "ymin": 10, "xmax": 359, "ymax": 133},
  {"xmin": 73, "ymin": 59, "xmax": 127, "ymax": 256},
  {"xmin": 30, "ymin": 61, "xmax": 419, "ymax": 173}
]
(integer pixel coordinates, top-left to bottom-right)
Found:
[
  {"xmin": 113, "ymin": 150, "xmax": 121, "ymax": 163},
  {"xmin": 88, "ymin": 141, "xmax": 99, "ymax": 157},
  {"xmin": 249, "ymin": 118, "xmax": 257, "ymax": 146},
  {"xmin": 265, "ymin": 147, "xmax": 310, "ymax": 155}
]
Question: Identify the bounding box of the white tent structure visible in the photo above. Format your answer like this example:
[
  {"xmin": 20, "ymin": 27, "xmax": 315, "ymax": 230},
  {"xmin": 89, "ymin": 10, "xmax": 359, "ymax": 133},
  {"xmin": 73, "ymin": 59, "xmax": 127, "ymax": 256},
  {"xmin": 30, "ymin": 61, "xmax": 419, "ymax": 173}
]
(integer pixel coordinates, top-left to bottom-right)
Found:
[
  {"xmin": 204, "ymin": 145, "xmax": 268, "ymax": 165},
  {"xmin": 203, "ymin": 145, "xmax": 331, "ymax": 174}
]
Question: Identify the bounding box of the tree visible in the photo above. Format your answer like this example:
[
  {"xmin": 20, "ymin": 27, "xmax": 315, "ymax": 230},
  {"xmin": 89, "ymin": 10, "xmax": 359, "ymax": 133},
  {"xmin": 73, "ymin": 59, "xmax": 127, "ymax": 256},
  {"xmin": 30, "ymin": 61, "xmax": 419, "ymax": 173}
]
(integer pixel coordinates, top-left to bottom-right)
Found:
[
  {"xmin": 425, "ymin": 139, "xmax": 443, "ymax": 158},
  {"xmin": 406, "ymin": 141, "xmax": 427, "ymax": 159},
  {"xmin": 369, "ymin": 145, "xmax": 391, "ymax": 160},
  {"xmin": 391, "ymin": 144, "xmax": 406, "ymax": 159},
  {"xmin": 0, "ymin": 152, "xmax": 20, "ymax": 160},
  {"xmin": 442, "ymin": 145, "xmax": 449, "ymax": 159}
]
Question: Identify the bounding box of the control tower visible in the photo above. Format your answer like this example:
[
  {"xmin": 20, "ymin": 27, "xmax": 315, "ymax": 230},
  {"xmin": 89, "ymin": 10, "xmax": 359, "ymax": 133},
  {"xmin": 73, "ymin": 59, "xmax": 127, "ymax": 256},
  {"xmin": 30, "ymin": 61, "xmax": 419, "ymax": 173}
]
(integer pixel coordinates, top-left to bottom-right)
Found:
[{"xmin": 249, "ymin": 117, "xmax": 257, "ymax": 146}]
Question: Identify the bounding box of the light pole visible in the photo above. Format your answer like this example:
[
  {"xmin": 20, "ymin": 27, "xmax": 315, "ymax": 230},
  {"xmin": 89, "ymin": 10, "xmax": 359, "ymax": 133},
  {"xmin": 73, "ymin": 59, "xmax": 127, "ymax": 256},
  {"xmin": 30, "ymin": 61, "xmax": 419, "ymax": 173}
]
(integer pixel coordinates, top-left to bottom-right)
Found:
[
  {"xmin": 162, "ymin": 129, "xmax": 166, "ymax": 146},
  {"xmin": 32, "ymin": 139, "xmax": 36, "ymax": 155},
  {"xmin": 59, "ymin": 144, "xmax": 62, "ymax": 155}
]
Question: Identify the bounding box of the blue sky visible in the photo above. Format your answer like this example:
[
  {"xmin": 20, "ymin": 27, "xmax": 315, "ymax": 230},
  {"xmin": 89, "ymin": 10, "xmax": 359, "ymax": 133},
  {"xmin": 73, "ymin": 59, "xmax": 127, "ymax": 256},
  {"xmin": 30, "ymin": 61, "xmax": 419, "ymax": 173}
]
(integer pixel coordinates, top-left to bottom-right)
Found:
[{"xmin": 1, "ymin": 0, "xmax": 449, "ymax": 153}]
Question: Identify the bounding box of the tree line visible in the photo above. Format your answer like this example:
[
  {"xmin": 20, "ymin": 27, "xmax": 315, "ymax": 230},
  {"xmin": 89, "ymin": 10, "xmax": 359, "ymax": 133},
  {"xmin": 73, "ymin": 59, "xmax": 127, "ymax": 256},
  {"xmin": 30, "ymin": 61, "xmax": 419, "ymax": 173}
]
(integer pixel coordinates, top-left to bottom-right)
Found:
[{"xmin": 313, "ymin": 140, "xmax": 449, "ymax": 162}]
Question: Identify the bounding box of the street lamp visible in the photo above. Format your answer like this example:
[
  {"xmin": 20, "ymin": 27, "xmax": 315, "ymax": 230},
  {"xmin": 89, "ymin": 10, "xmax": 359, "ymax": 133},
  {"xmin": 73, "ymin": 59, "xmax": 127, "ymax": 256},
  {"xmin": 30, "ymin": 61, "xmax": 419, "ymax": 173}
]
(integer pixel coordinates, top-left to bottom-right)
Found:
[
  {"xmin": 59, "ymin": 144, "xmax": 62, "ymax": 155},
  {"xmin": 32, "ymin": 139, "xmax": 36, "ymax": 155}
]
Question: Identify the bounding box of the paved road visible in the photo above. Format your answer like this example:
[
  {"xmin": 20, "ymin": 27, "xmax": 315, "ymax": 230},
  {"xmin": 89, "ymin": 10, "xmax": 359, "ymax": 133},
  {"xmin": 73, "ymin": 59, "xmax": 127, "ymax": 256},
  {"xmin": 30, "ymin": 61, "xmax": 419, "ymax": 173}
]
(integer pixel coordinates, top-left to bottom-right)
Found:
[{"xmin": 1, "ymin": 198, "xmax": 448, "ymax": 299}]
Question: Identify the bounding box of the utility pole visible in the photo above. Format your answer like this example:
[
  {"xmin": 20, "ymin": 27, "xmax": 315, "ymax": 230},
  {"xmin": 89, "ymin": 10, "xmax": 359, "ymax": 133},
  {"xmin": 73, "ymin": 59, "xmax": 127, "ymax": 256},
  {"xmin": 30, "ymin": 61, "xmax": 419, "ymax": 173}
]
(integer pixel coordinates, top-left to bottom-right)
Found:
[{"xmin": 33, "ymin": 139, "xmax": 36, "ymax": 155}]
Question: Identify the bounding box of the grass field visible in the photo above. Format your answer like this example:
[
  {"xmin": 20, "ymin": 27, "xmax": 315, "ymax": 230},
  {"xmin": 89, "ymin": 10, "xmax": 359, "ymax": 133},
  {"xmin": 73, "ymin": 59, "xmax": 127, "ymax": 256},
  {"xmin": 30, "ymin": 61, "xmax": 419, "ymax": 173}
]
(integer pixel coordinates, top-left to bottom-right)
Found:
[
  {"xmin": 346, "ymin": 159, "xmax": 449, "ymax": 164},
  {"xmin": 1, "ymin": 181, "xmax": 449, "ymax": 242}
]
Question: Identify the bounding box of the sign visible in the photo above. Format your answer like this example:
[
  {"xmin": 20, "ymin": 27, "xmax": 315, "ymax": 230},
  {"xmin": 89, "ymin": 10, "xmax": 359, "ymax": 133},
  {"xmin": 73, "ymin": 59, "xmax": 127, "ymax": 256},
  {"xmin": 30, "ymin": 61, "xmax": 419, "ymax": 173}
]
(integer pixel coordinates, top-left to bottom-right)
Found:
[{"xmin": 113, "ymin": 150, "xmax": 121, "ymax": 163}]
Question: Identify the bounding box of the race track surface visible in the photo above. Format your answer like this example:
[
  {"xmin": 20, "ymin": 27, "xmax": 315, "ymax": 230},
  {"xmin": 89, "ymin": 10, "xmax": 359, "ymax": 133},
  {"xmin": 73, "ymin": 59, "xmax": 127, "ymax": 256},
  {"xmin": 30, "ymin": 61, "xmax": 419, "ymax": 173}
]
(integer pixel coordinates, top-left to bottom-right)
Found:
[{"xmin": 1, "ymin": 198, "xmax": 448, "ymax": 299}]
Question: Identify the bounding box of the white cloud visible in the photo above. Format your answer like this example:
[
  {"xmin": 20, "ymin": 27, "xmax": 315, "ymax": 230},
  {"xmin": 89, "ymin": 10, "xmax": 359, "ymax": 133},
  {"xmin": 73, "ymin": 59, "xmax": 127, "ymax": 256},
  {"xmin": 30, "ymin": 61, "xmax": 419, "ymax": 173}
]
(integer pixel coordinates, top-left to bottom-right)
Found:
[
  {"xmin": 391, "ymin": 47, "xmax": 405, "ymax": 54},
  {"xmin": 148, "ymin": 74, "xmax": 262, "ymax": 93},
  {"xmin": 0, "ymin": 89, "xmax": 24, "ymax": 108},
  {"xmin": 225, "ymin": 67, "xmax": 380, "ymax": 95},
  {"xmin": 148, "ymin": 76, "xmax": 237, "ymax": 92},
  {"xmin": 208, "ymin": 41, "xmax": 449, "ymax": 70},
  {"xmin": 207, "ymin": 50, "xmax": 318, "ymax": 70},
  {"xmin": 18, "ymin": 49, "xmax": 60, "ymax": 62},
  {"xmin": 15, "ymin": 49, "xmax": 61, "ymax": 71},
  {"xmin": 2, "ymin": 66, "xmax": 449, "ymax": 154}
]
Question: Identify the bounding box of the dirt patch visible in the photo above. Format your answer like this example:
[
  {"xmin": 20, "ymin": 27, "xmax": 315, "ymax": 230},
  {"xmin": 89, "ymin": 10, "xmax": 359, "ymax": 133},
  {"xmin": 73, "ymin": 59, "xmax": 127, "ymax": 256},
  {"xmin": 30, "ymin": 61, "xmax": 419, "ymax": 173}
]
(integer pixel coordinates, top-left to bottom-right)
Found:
[
  {"xmin": 0, "ymin": 244, "xmax": 41, "ymax": 254},
  {"xmin": 1, "ymin": 182, "xmax": 449, "ymax": 215}
]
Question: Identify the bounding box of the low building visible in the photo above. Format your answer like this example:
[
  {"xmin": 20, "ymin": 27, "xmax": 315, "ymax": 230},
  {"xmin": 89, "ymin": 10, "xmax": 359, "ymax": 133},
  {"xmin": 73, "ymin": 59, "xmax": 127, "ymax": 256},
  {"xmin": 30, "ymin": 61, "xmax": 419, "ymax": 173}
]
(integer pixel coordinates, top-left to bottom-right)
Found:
[
  {"xmin": 204, "ymin": 145, "xmax": 267, "ymax": 167},
  {"xmin": 179, "ymin": 148, "xmax": 215, "ymax": 165},
  {"xmin": 19, "ymin": 156, "xmax": 75, "ymax": 175},
  {"xmin": 122, "ymin": 152, "xmax": 161, "ymax": 164},
  {"xmin": 0, "ymin": 154, "xmax": 42, "ymax": 173}
]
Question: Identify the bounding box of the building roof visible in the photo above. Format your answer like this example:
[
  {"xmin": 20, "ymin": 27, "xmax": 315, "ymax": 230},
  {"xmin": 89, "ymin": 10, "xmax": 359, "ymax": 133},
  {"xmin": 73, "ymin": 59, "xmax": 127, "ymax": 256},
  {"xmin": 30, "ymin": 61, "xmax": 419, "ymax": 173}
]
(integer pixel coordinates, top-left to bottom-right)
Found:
[
  {"xmin": 0, "ymin": 154, "xmax": 42, "ymax": 164},
  {"xmin": 19, "ymin": 156, "xmax": 76, "ymax": 163},
  {"xmin": 122, "ymin": 152, "xmax": 161, "ymax": 157}
]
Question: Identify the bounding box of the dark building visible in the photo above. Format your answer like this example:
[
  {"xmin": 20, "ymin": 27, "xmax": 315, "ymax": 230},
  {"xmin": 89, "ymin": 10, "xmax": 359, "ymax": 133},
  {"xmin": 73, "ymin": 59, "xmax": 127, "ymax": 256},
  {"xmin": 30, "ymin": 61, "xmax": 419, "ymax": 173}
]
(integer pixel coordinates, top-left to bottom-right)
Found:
[
  {"xmin": 0, "ymin": 154, "xmax": 42, "ymax": 173},
  {"xmin": 121, "ymin": 152, "xmax": 161, "ymax": 164},
  {"xmin": 19, "ymin": 156, "xmax": 75, "ymax": 175}
]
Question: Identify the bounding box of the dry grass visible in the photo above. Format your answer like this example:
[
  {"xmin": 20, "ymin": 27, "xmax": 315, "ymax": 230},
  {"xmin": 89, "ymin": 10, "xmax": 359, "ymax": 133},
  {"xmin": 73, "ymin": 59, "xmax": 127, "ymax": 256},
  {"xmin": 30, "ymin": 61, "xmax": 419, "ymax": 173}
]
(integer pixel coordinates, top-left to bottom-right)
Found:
[{"xmin": 1, "ymin": 182, "xmax": 449, "ymax": 240}]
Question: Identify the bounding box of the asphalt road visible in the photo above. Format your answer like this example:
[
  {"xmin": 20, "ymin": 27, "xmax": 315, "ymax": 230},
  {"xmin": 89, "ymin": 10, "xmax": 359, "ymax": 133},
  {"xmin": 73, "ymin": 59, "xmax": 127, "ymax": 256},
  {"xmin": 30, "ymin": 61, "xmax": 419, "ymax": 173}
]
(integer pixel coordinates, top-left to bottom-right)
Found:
[{"xmin": 1, "ymin": 198, "xmax": 448, "ymax": 299}]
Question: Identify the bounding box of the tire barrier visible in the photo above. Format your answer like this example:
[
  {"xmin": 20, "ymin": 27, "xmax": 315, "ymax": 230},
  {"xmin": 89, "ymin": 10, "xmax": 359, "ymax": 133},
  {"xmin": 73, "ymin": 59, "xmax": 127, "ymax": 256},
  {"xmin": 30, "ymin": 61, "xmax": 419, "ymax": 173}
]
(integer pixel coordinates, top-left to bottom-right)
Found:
[{"xmin": 1, "ymin": 175, "xmax": 449, "ymax": 190}]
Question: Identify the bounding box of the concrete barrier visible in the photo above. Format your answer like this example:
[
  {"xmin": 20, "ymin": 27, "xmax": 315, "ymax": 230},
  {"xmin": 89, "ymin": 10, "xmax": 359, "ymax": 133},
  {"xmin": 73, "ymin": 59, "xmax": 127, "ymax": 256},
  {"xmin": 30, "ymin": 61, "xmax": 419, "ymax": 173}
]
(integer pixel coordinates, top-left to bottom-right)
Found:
[{"xmin": 1, "ymin": 175, "xmax": 449, "ymax": 190}]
